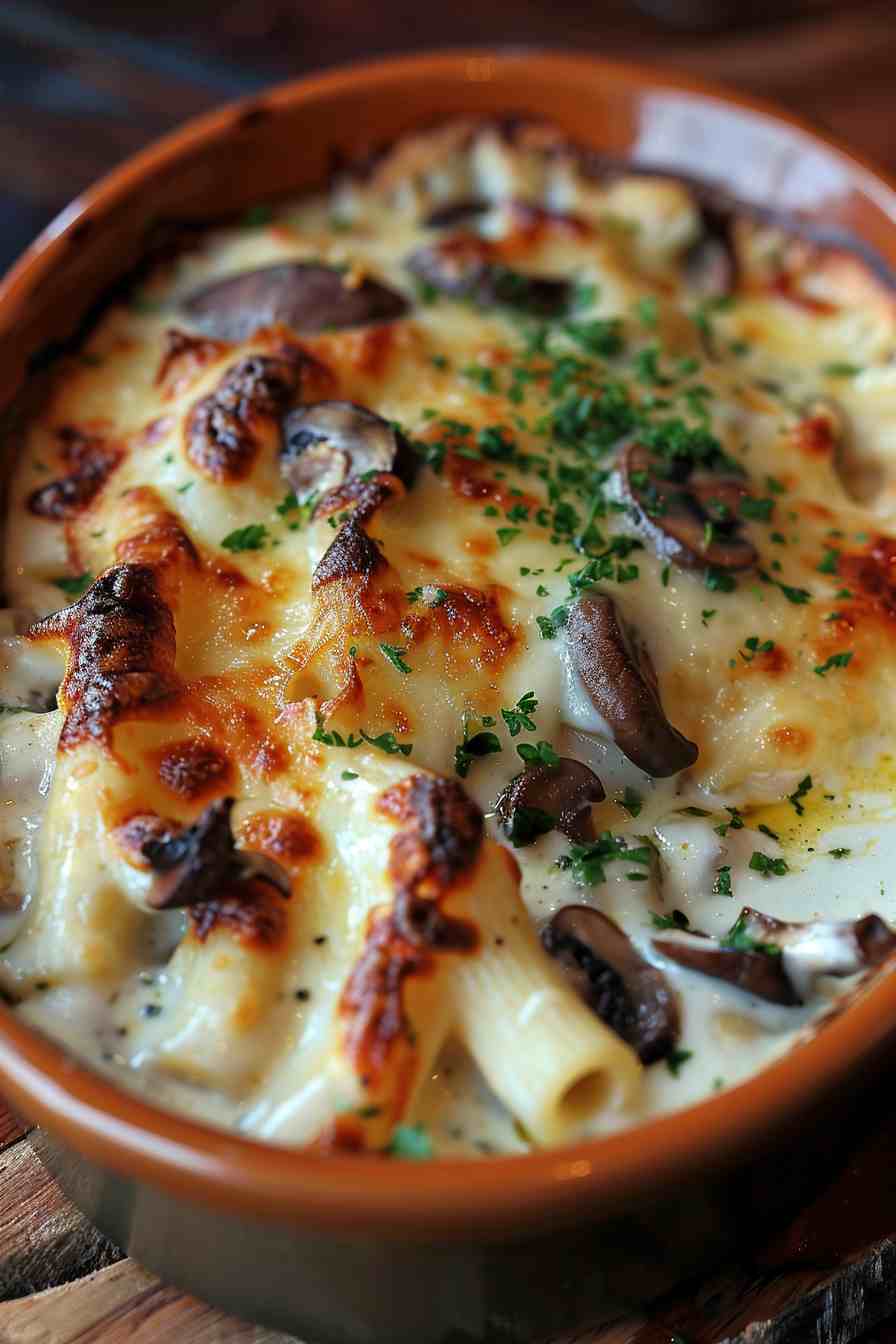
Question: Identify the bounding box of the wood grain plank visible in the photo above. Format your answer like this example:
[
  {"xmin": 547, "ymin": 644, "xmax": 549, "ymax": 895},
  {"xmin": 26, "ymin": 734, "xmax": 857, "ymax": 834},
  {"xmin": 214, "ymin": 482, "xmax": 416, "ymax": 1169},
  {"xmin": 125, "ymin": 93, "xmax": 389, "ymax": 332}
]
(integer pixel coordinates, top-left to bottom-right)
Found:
[
  {"xmin": 0, "ymin": 1134, "xmax": 120, "ymax": 1299},
  {"xmin": 0, "ymin": 1259, "xmax": 299, "ymax": 1343}
]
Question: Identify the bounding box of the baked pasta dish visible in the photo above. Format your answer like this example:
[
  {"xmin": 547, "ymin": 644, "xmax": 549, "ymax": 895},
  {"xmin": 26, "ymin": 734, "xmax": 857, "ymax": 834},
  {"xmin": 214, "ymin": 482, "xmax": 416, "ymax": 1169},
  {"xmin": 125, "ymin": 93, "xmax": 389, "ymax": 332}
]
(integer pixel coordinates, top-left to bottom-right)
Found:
[{"xmin": 2, "ymin": 120, "xmax": 896, "ymax": 1158}]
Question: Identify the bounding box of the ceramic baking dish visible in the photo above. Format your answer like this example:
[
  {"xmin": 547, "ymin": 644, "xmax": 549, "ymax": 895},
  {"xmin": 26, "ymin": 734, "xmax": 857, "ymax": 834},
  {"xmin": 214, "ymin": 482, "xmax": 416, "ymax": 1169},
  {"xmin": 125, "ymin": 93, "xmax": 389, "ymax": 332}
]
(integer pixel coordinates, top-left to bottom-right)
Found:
[{"xmin": 1, "ymin": 50, "xmax": 896, "ymax": 1344}]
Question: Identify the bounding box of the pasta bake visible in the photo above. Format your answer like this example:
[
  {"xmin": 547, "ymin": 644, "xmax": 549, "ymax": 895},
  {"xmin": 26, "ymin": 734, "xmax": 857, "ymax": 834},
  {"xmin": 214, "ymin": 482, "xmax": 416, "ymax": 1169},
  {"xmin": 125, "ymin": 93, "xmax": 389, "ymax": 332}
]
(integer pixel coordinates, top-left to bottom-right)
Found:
[{"xmin": 2, "ymin": 119, "xmax": 896, "ymax": 1156}]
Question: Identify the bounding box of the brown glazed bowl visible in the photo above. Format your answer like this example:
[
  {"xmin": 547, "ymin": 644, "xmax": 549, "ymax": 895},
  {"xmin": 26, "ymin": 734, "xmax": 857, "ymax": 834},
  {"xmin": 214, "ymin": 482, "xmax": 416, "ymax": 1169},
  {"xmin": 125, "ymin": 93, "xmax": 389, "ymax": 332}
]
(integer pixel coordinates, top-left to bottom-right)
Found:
[{"xmin": 2, "ymin": 50, "xmax": 896, "ymax": 1344}]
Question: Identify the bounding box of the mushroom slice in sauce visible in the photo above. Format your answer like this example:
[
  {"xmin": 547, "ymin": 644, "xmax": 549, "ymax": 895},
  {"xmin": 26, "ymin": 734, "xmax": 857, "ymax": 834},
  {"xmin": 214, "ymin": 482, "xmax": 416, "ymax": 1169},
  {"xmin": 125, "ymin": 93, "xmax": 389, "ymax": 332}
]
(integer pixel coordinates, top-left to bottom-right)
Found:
[
  {"xmin": 423, "ymin": 198, "xmax": 490, "ymax": 229},
  {"xmin": 566, "ymin": 592, "xmax": 698, "ymax": 777},
  {"xmin": 495, "ymin": 757, "xmax": 605, "ymax": 846},
  {"xmin": 141, "ymin": 797, "xmax": 290, "ymax": 910},
  {"xmin": 620, "ymin": 443, "xmax": 757, "ymax": 572},
  {"xmin": 684, "ymin": 205, "xmax": 737, "ymax": 301},
  {"xmin": 543, "ymin": 905, "xmax": 679, "ymax": 1064},
  {"xmin": 405, "ymin": 236, "xmax": 571, "ymax": 316},
  {"xmin": 281, "ymin": 401, "xmax": 418, "ymax": 501},
  {"xmin": 183, "ymin": 262, "xmax": 409, "ymax": 341},
  {"xmin": 655, "ymin": 906, "xmax": 896, "ymax": 1006}
]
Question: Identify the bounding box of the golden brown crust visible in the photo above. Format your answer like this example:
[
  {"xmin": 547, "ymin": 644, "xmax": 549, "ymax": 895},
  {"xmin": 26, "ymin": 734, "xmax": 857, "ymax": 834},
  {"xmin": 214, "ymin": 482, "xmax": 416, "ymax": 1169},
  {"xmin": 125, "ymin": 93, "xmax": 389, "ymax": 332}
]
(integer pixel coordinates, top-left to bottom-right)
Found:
[
  {"xmin": 27, "ymin": 424, "xmax": 121, "ymax": 520},
  {"xmin": 27, "ymin": 564, "xmax": 181, "ymax": 750},
  {"xmin": 185, "ymin": 351, "xmax": 301, "ymax": 482},
  {"xmin": 156, "ymin": 738, "xmax": 233, "ymax": 800},
  {"xmin": 189, "ymin": 874, "xmax": 287, "ymax": 947}
]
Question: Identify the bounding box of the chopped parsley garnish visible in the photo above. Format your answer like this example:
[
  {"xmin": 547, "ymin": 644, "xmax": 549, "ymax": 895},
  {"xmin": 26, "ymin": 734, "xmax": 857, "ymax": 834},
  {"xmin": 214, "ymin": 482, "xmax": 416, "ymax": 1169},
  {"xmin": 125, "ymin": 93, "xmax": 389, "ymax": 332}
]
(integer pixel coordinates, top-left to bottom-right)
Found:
[
  {"xmin": 517, "ymin": 739, "xmax": 560, "ymax": 767},
  {"xmin": 817, "ymin": 548, "xmax": 840, "ymax": 574},
  {"xmin": 749, "ymin": 851, "xmax": 789, "ymax": 878},
  {"xmin": 380, "ymin": 643, "xmax": 412, "ymax": 675},
  {"xmin": 788, "ymin": 775, "xmax": 813, "ymax": 816},
  {"xmin": 387, "ymin": 1124, "xmax": 433, "ymax": 1160},
  {"xmin": 814, "ymin": 651, "xmax": 853, "ymax": 676},
  {"xmin": 242, "ymin": 203, "xmax": 273, "ymax": 227},
  {"xmin": 636, "ymin": 295, "xmax": 659, "ymax": 327},
  {"xmin": 341, "ymin": 770, "xmax": 358, "ymax": 781},
  {"xmin": 714, "ymin": 807, "xmax": 744, "ymax": 837},
  {"xmin": 496, "ymin": 527, "xmax": 521, "ymax": 547},
  {"xmin": 713, "ymin": 865, "xmax": 732, "ymax": 896},
  {"xmin": 823, "ymin": 362, "xmax": 863, "ymax": 378},
  {"xmin": 313, "ymin": 719, "xmax": 412, "ymax": 757},
  {"xmin": 505, "ymin": 806, "xmax": 556, "ymax": 847},
  {"xmin": 462, "ymin": 363, "xmax": 497, "ymax": 393},
  {"xmin": 501, "ymin": 691, "xmax": 538, "ymax": 737},
  {"xmin": 721, "ymin": 911, "xmax": 782, "ymax": 956},
  {"xmin": 701, "ymin": 609, "xmax": 717, "ymax": 626},
  {"xmin": 221, "ymin": 523, "xmax": 269, "ymax": 553},
  {"xmin": 651, "ymin": 908, "xmax": 690, "ymax": 931},
  {"xmin": 740, "ymin": 497, "xmax": 774, "ymax": 522},
  {"xmin": 829, "ymin": 847, "xmax": 851, "ymax": 859},
  {"xmin": 564, "ymin": 318, "xmax": 625, "ymax": 358},
  {"xmin": 559, "ymin": 832, "xmax": 652, "ymax": 885},
  {"xmin": 454, "ymin": 718, "xmax": 502, "ymax": 779},
  {"xmin": 621, "ymin": 786, "xmax": 643, "ymax": 818},
  {"xmin": 757, "ymin": 823, "xmax": 780, "ymax": 842},
  {"xmin": 53, "ymin": 572, "xmax": 93, "ymax": 598},
  {"xmin": 666, "ymin": 1048, "xmax": 693, "ymax": 1077},
  {"xmin": 705, "ymin": 567, "xmax": 737, "ymax": 594},
  {"xmin": 739, "ymin": 636, "xmax": 774, "ymax": 663}
]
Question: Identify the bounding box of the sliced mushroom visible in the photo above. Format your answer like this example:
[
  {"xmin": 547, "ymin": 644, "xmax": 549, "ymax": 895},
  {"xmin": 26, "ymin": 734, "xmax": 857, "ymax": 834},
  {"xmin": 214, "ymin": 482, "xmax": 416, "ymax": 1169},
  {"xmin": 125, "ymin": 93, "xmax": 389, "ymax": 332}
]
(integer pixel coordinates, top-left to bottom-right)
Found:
[
  {"xmin": 183, "ymin": 263, "xmax": 409, "ymax": 342},
  {"xmin": 495, "ymin": 757, "xmax": 604, "ymax": 845},
  {"xmin": 655, "ymin": 906, "xmax": 896, "ymax": 1006},
  {"xmin": 621, "ymin": 443, "xmax": 757, "ymax": 571},
  {"xmin": 684, "ymin": 205, "xmax": 737, "ymax": 300},
  {"xmin": 281, "ymin": 401, "xmax": 418, "ymax": 501},
  {"xmin": 405, "ymin": 237, "xmax": 571, "ymax": 315},
  {"xmin": 566, "ymin": 592, "xmax": 698, "ymax": 777},
  {"xmin": 543, "ymin": 905, "xmax": 679, "ymax": 1064},
  {"xmin": 654, "ymin": 931, "xmax": 798, "ymax": 1006},
  {"xmin": 423, "ymin": 198, "xmax": 490, "ymax": 229},
  {"xmin": 141, "ymin": 797, "xmax": 290, "ymax": 910}
]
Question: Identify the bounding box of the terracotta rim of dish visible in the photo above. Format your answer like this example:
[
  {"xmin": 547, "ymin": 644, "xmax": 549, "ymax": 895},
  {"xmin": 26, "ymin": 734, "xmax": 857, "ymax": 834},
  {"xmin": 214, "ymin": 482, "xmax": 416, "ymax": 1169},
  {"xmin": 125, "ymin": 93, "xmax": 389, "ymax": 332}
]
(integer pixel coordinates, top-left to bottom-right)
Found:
[{"xmin": 1, "ymin": 49, "xmax": 896, "ymax": 1236}]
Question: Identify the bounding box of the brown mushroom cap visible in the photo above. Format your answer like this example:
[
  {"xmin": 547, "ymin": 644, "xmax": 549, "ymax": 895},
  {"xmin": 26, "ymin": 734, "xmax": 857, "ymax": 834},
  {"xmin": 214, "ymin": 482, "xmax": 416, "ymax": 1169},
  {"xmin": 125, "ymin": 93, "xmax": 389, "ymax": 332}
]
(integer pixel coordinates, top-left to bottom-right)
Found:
[
  {"xmin": 495, "ymin": 757, "xmax": 604, "ymax": 845},
  {"xmin": 566, "ymin": 592, "xmax": 698, "ymax": 778},
  {"xmin": 655, "ymin": 905, "xmax": 896, "ymax": 1006},
  {"xmin": 141, "ymin": 797, "xmax": 290, "ymax": 910},
  {"xmin": 405, "ymin": 237, "xmax": 571, "ymax": 316},
  {"xmin": 183, "ymin": 262, "xmax": 409, "ymax": 342},
  {"xmin": 654, "ymin": 932, "xmax": 798, "ymax": 1006},
  {"xmin": 620, "ymin": 443, "xmax": 757, "ymax": 572},
  {"xmin": 543, "ymin": 905, "xmax": 679, "ymax": 1064},
  {"xmin": 281, "ymin": 401, "xmax": 418, "ymax": 501}
]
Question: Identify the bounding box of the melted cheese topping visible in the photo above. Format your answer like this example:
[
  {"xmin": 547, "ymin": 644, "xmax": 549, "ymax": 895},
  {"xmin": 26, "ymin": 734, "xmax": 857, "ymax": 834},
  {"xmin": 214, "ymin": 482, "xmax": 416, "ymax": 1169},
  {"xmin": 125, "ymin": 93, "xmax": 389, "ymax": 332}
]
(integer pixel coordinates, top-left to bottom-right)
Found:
[{"xmin": 3, "ymin": 120, "xmax": 896, "ymax": 1157}]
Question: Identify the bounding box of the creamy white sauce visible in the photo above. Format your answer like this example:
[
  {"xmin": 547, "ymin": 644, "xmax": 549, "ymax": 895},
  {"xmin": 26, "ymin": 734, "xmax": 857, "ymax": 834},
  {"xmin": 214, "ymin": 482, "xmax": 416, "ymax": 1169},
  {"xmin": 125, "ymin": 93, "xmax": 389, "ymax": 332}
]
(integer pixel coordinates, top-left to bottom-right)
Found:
[{"xmin": 4, "ymin": 125, "xmax": 896, "ymax": 1155}]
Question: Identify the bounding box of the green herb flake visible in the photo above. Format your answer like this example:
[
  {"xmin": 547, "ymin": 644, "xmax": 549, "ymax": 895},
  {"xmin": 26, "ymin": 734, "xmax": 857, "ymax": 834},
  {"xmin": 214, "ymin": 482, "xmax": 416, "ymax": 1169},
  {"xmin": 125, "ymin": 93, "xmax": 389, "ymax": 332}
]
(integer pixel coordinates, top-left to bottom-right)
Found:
[
  {"xmin": 651, "ymin": 908, "xmax": 690, "ymax": 931},
  {"xmin": 788, "ymin": 775, "xmax": 813, "ymax": 816},
  {"xmin": 380, "ymin": 643, "xmax": 412, "ymax": 675},
  {"xmin": 52, "ymin": 572, "xmax": 93, "ymax": 598},
  {"xmin": 713, "ymin": 865, "xmax": 732, "ymax": 896},
  {"xmin": 387, "ymin": 1124, "xmax": 433, "ymax": 1160},
  {"xmin": 822, "ymin": 362, "xmax": 863, "ymax": 378},
  {"xmin": 621, "ymin": 786, "xmax": 643, "ymax": 818},
  {"xmin": 241, "ymin": 204, "xmax": 273, "ymax": 228},
  {"xmin": 666, "ymin": 1048, "xmax": 693, "ymax": 1077},
  {"xmin": 814, "ymin": 650, "xmax": 853, "ymax": 677},
  {"xmin": 749, "ymin": 851, "xmax": 789, "ymax": 878},
  {"xmin": 501, "ymin": 691, "xmax": 538, "ymax": 737},
  {"xmin": 221, "ymin": 524, "xmax": 269, "ymax": 553}
]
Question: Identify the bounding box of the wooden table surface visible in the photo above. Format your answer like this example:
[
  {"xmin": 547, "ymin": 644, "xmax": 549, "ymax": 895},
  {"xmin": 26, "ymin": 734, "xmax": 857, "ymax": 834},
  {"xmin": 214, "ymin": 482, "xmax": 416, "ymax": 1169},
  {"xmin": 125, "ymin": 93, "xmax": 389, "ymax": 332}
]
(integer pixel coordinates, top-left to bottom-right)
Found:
[{"xmin": 3, "ymin": 1, "xmax": 896, "ymax": 1339}]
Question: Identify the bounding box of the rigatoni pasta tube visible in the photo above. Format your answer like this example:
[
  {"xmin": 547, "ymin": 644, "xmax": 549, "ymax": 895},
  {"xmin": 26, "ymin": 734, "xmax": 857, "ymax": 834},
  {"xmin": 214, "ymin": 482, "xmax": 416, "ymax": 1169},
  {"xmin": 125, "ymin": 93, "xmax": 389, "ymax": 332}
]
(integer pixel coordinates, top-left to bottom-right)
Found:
[{"xmin": 451, "ymin": 845, "xmax": 642, "ymax": 1147}]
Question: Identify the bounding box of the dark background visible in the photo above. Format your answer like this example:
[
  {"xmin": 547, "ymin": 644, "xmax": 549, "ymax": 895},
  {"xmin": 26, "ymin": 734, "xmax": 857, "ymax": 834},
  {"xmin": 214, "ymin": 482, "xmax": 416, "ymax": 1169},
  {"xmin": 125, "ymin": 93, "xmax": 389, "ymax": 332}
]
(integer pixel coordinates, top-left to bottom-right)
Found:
[{"xmin": 1, "ymin": 0, "xmax": 895, "ymax": 275}]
